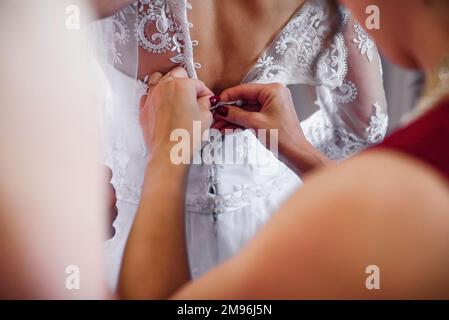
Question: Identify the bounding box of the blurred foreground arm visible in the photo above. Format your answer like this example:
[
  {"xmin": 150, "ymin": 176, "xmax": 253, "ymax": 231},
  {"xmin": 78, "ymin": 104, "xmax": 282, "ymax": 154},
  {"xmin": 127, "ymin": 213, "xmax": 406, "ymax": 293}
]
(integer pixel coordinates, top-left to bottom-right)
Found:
[{"xmin": 0, "ymin": 0, "xmax": 108, "ymax": 299}]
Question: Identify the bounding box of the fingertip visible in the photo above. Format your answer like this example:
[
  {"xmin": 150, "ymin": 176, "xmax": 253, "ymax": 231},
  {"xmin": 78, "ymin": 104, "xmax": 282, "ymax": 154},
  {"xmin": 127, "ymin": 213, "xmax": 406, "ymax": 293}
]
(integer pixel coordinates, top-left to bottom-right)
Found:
[
  {"xmin": 148, "ymin": 72, "xmax": 163, "ymax": 86},
  {"xmin": 219, "ymin": 83, "xmax": 262, "ymax": 102},
  {"xmin": 102, "ymin": 166, "xmax": 113, "ymax": 181},
  {"xmin": 219, "ymin": 86, "xmax": 236, "ymax": 101},
  {"xmin": 193, "ymin": 80, "xmax": 214, "ymax": 98},
  {"xmin": 170, "ymin": 66, "xmax": 189, "ymax": 78}
]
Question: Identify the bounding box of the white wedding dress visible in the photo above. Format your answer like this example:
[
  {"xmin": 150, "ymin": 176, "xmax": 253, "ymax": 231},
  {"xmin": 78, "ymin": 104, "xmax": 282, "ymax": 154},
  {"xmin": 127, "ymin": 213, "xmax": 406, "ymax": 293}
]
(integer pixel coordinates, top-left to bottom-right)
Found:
[{"xmin": 93, "ymin": 0, "xmax": 388, "ymax": 290}]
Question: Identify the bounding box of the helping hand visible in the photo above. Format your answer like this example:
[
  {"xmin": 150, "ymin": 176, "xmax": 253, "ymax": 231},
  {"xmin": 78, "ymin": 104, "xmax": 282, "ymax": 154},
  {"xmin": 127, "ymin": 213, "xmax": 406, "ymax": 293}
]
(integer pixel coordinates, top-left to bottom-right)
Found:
[
  {"xmin": 212, "ymin": 83, "xmax": 332, "ymax": 175},
  {"xmin": 213, "ymin": 83, "xmax": 305, "ymax": 155},
  {"xmin": 139, "ymin": 67, "xmax": 214, "ymax": 157}
]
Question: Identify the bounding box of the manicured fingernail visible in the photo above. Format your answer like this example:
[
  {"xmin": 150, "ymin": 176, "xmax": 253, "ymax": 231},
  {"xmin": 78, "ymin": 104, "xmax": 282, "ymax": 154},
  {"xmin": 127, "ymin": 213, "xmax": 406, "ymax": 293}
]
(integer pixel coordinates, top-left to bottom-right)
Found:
[
  {"xmin": 216, "ymin": 106, "xmax": 229, "ymax": 117},
  {"xmin": 209, "ymin": 96, "xmax": 221, "ymax": 107}
]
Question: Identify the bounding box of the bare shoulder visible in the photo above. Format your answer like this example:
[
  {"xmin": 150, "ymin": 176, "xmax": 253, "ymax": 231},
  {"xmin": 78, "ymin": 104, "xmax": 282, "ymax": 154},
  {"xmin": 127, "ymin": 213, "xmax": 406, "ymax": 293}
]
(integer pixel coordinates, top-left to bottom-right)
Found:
[
  {"xmin": 176, "ymin": 149, "xmax": 449, "ymax": 299},
  {"xmin": 233, "ymin": 150, "xmax": 449, "ymax": 299},
  {"xmin": 328, "ymin": 149, "xmax": 449, "ymax": 212},
  {"xmin": 276, "ymin": 148, "xmax": 449, "ymax": 234}
]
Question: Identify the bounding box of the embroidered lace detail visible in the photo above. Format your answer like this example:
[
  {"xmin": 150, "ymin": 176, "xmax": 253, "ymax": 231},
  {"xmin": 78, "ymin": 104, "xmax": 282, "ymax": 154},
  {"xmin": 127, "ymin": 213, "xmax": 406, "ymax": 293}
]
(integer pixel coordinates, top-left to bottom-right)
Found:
[
  {"xmin": 137, "ymin": 0, "xmax": 200, "ymax": 76},
  {"xmin": 339, "ymin": 6, "xmax": 351, "ymax": 27},
  {"xmin": 109, "ymin": 0, "xmax": 200, "ymax": 77},
  {"xmin": 246, "ymin": 1, "xmax": 348, "ymax": 88},
  {"xmin": 185, "ymin": 166, "xmax": 295, "ymax": 214},
  {"xmin": 366, "ymin": 102, "xmax": 389, "ymax": 144},
  {"xmin": 112, "ymin": 16, "xmax": 131, "ymax": 45},
  {"xmin": 107, "ymin": 141, "xmax": 131, "ymax": 201},
  {"xmin": 302, "ymin": 102, "xmax": 388, "ymax": 160},
  {"xmin": 109, "ymin": 4, "xmax": 139, "ymax": 65},
  {"xmin": 333, "ymin": 80, "xmax": 358, "ymax": 104},
  {"xmin": 353, "ymin": 22, "xmax": 375, "ymax": 62}
]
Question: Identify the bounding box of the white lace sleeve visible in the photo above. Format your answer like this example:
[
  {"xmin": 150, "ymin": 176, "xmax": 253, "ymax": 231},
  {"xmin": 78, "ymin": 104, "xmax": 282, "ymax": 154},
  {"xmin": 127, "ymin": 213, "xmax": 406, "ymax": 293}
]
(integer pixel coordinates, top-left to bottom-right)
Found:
[{"xmin": 301, "ymin": 10, "xmax": 388, "ymax": 160}]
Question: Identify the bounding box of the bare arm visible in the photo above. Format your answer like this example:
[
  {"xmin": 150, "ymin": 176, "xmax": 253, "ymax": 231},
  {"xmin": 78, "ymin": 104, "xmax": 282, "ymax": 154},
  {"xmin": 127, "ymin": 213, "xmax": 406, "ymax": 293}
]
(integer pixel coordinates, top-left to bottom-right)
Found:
[
  {"xmin": 119, "ymin": 150, "xmax": 191, "ymax": 299},
  {"xmin": 171, "ymin": 151, "xmax": 449, "ymax": 299},
  {"xmin": 0, "ymin": 0, "xmax": 108, "ymax": 299},
  {"xmin": 118, "ymin": 68, "xmax": 214, "ymax": 299}
]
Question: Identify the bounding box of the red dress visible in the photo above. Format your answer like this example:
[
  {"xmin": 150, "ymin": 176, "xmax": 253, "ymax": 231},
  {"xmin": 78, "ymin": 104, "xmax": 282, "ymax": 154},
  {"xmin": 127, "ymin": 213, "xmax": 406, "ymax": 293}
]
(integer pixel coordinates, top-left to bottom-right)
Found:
[{"xmin": 376, "ymin": 98, "xmax": 449, "ymax": 182}]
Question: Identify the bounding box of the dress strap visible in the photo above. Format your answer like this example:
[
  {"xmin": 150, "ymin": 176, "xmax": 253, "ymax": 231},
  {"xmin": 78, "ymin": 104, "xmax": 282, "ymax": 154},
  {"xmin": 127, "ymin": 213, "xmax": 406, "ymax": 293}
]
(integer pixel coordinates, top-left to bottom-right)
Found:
[{"xmin": 376, "ymin": 97, "xmax": 449, "ymax": 182}]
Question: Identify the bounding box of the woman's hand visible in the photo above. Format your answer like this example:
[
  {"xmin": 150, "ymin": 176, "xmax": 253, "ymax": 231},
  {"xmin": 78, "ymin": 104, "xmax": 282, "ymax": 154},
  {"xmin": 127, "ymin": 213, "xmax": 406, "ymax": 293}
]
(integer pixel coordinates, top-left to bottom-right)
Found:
[
  {"xmin": 140, "ymin": 67, "xmax": 214, "ymax": 159},
  {"xmin": 213, "ymin": 83, "xmax": 333, "ymax": 176},
  {"xmin": 121, "ymin": 67, "xmax": 213, "ymax": 299}
]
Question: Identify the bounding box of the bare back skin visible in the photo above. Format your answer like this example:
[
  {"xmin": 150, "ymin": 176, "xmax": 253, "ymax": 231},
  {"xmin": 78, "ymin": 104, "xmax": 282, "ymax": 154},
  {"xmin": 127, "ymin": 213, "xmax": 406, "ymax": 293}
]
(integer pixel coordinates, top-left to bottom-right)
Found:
[{"xmin": 138, "ymin": 0, "xmax": 306, "ymax": 93}]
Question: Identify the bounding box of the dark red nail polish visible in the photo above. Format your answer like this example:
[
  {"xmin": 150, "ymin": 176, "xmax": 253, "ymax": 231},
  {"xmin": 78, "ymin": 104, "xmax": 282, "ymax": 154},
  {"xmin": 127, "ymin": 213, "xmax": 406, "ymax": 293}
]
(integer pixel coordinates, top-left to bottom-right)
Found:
[
  {"xmin": 217, "ymin": 106, "xmax": 229, "ymax": 117},
  {"xmin": 209, "ymin": 96, "xmax": 221, "ymax": 107}
]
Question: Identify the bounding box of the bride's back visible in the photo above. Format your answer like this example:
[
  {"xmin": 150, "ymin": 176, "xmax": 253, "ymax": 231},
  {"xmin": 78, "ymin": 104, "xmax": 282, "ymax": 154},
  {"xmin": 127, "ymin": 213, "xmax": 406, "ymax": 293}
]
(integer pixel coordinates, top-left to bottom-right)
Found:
[{"xmin": 138, "ymin": 0, "xmax": 306, "ymax": 93}]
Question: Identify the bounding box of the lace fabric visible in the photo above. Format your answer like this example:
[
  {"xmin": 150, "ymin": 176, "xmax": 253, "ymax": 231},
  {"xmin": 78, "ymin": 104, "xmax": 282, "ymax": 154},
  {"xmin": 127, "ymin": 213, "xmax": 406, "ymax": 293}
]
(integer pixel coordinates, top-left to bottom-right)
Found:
[
  {"xmin": 94, "ymin": 0, "xmax": 388, "ymax": 288},
  {"xmin": 243, "ymin": 2, "xmax": 388, "ymax": 159},
  {"xmin": 109, "ymin": 0, "xmax": 199, "ymax": 78}
]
